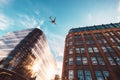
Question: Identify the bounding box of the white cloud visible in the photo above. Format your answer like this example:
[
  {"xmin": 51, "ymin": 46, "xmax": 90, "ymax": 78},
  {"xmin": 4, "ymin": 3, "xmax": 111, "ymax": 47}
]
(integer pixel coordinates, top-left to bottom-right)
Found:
[
  {"xmin": 43, "ymin": 29, "xmax": 65, "ymax": 77},
  {"xmin": 0, "ymin": 13, "xmax": 13, "ymax": 30},
  {"xmin": 116, "ymin": 1, "xmax": 120, "ymax": 22},
  {"xmin": 88, "ymin": 13, "xmax": 93, "ymax": 21},
  {"xmin": 0, "ymin": 0, "xmax": 13, "ymax": 7},
  {"xmin": 118, "ymin": 0, "xmax": 120, "ymax": 12},
  {"xmin": 47, "ymin": 32, "xmax": 64, "ymax": 57},
  {"xmin": 117, "ymin": 16, "xmax": 120, "ymax": 21},
  {"xmin": 40, "ymin": 28, "xmax": 64, "ymax": 78},
  {"xmin": 56, "ymin": 61, "xmax": 63, "ymax": 77},
  {"xmin": 19, "ymin": 14, "xmax": 44, "ymax": 29},
  {"xmin": 35, "ymin": 10, "xmax": 41, "ymax": 16},
  {"xmin": 40, "ymin": 20, "xmax": 44, "ymax": 25}
]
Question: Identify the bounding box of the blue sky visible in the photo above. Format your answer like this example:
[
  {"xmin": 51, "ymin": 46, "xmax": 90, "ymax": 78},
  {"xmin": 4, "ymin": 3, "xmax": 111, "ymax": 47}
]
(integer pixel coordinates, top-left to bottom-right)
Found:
[{"xmin": 0, "ymin": 0, "xmax": 120, "ymax": 76}]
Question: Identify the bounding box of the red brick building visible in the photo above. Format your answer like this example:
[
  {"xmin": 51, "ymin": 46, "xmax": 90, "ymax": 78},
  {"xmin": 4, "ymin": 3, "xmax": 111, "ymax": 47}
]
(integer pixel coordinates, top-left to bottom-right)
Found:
[{"xmin": 62, "ymin": 23, "xmax": 120, "ymax": 80}]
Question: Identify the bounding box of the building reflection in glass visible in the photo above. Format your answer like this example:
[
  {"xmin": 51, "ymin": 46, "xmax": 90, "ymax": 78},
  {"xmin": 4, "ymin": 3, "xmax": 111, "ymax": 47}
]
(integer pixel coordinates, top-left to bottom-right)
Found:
[{"xmin": 0, "ymin": 28, "xmax": 57, "ymax": 80}]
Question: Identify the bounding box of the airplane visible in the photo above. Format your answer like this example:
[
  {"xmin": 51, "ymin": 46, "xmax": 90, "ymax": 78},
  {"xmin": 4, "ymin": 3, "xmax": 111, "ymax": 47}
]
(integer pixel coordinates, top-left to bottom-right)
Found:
[{"xmin": 49, "ymin": 16, "xmax": 56, "ymax": 24}]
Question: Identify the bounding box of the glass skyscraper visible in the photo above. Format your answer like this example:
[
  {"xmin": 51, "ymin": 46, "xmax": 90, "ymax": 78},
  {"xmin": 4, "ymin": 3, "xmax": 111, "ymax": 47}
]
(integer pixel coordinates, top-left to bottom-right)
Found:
[
  {"xmin": 0, "ymin": 28, "xmax": 56, "ymax": 80},
  {"xmin": 62, "ymin": 23, "xmax": 120, "ymax": 80}
]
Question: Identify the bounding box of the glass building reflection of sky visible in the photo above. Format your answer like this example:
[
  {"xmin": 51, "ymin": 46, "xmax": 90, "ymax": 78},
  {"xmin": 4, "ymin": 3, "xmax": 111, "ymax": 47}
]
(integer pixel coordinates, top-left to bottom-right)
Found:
[
  {"xmin": 0, "ymin": 29, "xmax": 33, "ymax": 61},
  {"xmin": 0, "ymin": 29, "xmax": 33, "ymax": 51},
  {"xmin": 0, "ymin": 28, "xmax": 57, "ymax": 80}
]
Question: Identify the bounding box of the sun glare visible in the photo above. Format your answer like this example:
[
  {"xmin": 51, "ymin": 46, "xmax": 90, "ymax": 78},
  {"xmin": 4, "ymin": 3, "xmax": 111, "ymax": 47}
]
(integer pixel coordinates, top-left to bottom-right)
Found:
[
  {"xmin": 32, "ymin": 63, "xmax": 39, "ymax": 73},
  {"xmin": 47, "ymin": 66, "xmax": 55, "ymax": 78}
]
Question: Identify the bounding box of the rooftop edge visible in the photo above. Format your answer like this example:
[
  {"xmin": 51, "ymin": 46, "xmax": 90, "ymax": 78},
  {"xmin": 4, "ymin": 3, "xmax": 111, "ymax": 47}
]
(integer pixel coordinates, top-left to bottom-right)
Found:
[{"xmin": 69, "ymin": 22, "xmax": 120, "ymax": 33}]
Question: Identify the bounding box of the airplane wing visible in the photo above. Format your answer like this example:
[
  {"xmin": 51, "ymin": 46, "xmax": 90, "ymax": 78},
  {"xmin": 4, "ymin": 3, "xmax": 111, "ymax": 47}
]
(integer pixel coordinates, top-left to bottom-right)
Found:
[
  {"xmin": 54, "ymin": 17, "xmax": 56, "ymax": 21},
  {"xmin": 49, "ymin": 16, "xmax": 52, "ymax": 20}
]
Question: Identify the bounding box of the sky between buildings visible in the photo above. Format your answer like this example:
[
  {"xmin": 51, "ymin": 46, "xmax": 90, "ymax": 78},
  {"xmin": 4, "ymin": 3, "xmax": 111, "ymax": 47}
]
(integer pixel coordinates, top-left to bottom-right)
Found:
[{"xmin": 0, "ymin": 0, "xmax": 120, "ymax": 76}]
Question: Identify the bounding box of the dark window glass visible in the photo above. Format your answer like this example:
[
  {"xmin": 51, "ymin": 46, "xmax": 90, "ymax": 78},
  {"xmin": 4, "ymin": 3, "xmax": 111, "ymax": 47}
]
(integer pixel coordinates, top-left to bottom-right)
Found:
[
  {"xmin": 107, "ymin": 57, "xmax": 116, "ymax": 65},
  {"xmin": 69, "ymin": 48, "xmax": 73, "ymax": 54},
  {"xmin": 91, "ymin": 57, "xmax": 98, "ymax": 65},
  {"xmin": 69, "ymin": 57, "xmax": 73, "ymax": 65},
  {"xmin": 76, "ymin": 48, "xmax": 80, "ymax": 53},
  {"xmin": 95, "ymin": 71, "xmax": 104, "ymax": 80},
  {"xmin": 98, "ymin": 40, "xmax": 102, "ymax": 44},
  {"xmin": 114, "ymin": 57, "xmax": 120, "ymax": 65},
  {"xmin": 88, "ymin": 47, "xmax": 93, "ymax": 53},
  {"xmin": 97, "ymin": 57, "xmax": 105, "ymax": 65},
  {"xmin": 117, "ymin": 45, "xmax": 120, "ymax": 50},
  {"xmin": 101, "ymin": 46, "xmax": 107, "ymax": 52},
  {"xmin": 107, "ymin": 46, "xmax": 114, "ymax": 52},
  {"xmin": 82, "ymin": 57, "xmax": 88, "ymax": 65},
  {"xmin": 93, "ymin": 47, "xmax": 99, "ymax": 53},
  {"xmin": 69, "ymin": 70, "xmax": 74, "ymax": 79},
  {"xmin": 78, "ymin": 70, "xmax": 84, "ymax": 80},
  {"xmin": 81, "ymin": 48, "xmax": 85, "ymax": 53},
  {"xmin": 85, "ymin": 70, "xmax": 92, "ymax": 80},
  {"xmin": 103, "ymin": 71, "xmax": 110, "ymax": 80},
  {"xmin": 76, "ymin": 57, "xmax": 82, "ymax": 65}
]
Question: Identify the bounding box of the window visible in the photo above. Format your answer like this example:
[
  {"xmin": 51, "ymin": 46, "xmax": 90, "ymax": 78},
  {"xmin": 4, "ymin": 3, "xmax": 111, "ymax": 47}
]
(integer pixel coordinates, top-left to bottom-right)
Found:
[
  {"xmin": 75, "ymin": 41, "xmax": 79, "ymax": 45},
  {"xmin": 76, "ymin": 48, "xmax": 80, "ymax": 53},
  {"xmin": 69, "ymin": 49, "xmax": 73, "ymax": 54},
  {"xmin": 82, "ymin": 57, "xmax": 88, "ymax": 65},
  {"xmin": 95, "ymin": 71, "xmax": 104, "ymax": 80},
  {"xmin": 97, "ymin": 57, "xmax": 105, "ymax": 65},
  {"xmin": 91, "ymin": 40, "xmax": 95, "ymax": 44},
  {"xmin": 95, "ymin": 34, "xmax": 98, "ymax": 37},
  {"xmin": 74, "ymin": 35, "xmax": 83, "ymax": 45},
  {"xmin": 98, "ymin": 40, "xmax": 102, "ymax": 44},
  {"xmin": 107, "ymin": 57, "xmax": 116, "ymax": 65},
  {"xmin": 69, "ymin": 70, "xmax": 74, "ymax": 79},
  {"xmin": 115, "ymin": 37, "xmax": 120, "ymax": 42},
  {"xmin": 105, "ymin": 33, "xmax": 109, "ymax": 36},
  {"xmin": 103, "ymin": 71, "xmax": 110, "ymax": 80},
  {"xmin": 69, "ymin": 57, "xmax": 73, "ymax": 65},
  {"xmin": 107, "ymin": 46, "xmax": 114, "ymax": 52},
  {"xmin": 110, "ymin": 38, "xmax": 115, "ymax": 43},
  {"xmin": 78, "ymin": 70, "xmax": 84, "ymax": 80},
  {"xmin": 85, "ymin": 70, "xmax": 92, "ymax": 80},
  {"xmin": 69, "ymin": 36, "xmax": 72, "ymax": 41},
  {"xmin": 74, "ymin": 35, "xmax": 81, "ymax": 39},
  {"xmin": 84, "ymin": 34, "xmax": 92, "ymax": 38},
  {"xmin": 74, "ymin": 35, "xmax": 78, "ymax": 39},
  {"xmin": 80, "ymin": 40, "xmax": 83, "ymax": 44},
  {"xmin": 69, "ymin": 41, "xmax": 72, "ymax": 46},
  {"xmin": 110, "ymin": 32, "xmax": 114, "ymax": 35},
  {"xmin": 102, "ymin": 39, "xmax": 107, "ymax": 43},
  {"xmin": 78, "ymin": 70, "xmax": 92, "ymax": 80},
  {"xmin": 86, "ymin": 39, "xmax": 95, "ymax": 44},
  {"xmin": 85, "ymin": 38, "xmax": 95, "ymax": 45},
  {"xmin": 76, "ymin": 57, "xmax": 82, "ymax": 65},
  {"xmin": 93, "ymin": 47, "xmax": 99, "ymax": 53},
  {"xmin": 101, "ymin": 46, "xmax": 107, "ymax": 52},
  {"xmin": 66, "ymin": 42, "xmax": 69, "ymax": 47},
  {"xmin": 81, "ymin": 48, "xmax": 85, "ymax": 53},
  {"xmin": 117, "ymin": 45, "xmax": 120, "ymax": 50},
  {"xmin": 117, "ymin": 31, "xmax": 120, "ymax": 35},
  {"xmin": 91, "ymin": 57, "xmax": 98, "ymax": 65},
  {"xmin": 88, "ymin": 34, "xmax": 92, "ymax": 38},
  {"xmin": 98, "ymin": 33, "xmax": 103, "ymax": 37},
  {"xmin": 114, "ymin": 57, "xmax": 120, "ymax": 65},
  {"xmin": 88, "ymin": 47, "xmax": 93, "ymax": 53},
  {"xmin": 86, "ymin": 40, "xmax": 90, "ymax": 44},
  {"xmin": 94, "ymin": 33, "xmax": 103, "ymax": 37}
]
